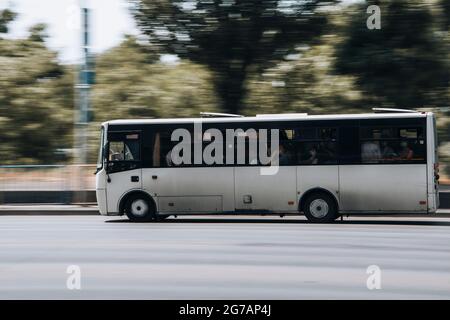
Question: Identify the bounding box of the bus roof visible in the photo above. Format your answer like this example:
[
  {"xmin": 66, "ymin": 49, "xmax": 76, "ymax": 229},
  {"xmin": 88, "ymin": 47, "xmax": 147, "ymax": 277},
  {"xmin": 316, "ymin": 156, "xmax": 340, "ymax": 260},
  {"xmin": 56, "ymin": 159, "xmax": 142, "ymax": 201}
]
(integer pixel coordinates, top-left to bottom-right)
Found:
[{"xmin": 102, "ymin": 111, "xmax": 430, "ymax": 126}]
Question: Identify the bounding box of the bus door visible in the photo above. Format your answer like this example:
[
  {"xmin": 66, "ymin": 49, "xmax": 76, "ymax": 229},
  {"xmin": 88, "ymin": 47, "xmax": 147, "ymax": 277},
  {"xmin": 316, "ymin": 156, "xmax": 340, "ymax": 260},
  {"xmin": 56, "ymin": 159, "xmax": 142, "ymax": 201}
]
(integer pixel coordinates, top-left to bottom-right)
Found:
[
  {"xmin": 142, "ymin": 128, "xmax": 235, "ymax": 213},
  {"xmin": 105, "ymin": 131, "xmax": 142, "ymax": 213},
  {"xmin": 234, "ymin": 167, "xmax": 297, "ymax": 212},
  {"xmin": 234, "ymin": 127, "xmax": 298, "ymax": 212}
]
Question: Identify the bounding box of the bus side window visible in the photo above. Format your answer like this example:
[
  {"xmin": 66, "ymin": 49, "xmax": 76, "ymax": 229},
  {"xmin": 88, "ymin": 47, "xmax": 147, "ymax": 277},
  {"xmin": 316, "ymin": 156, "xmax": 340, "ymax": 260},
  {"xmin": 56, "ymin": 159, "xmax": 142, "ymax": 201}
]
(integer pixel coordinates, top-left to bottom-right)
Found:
[
  {"xmin": 152, "ymin": 133, "xmax": 161, "ymax": 167},
  {"xmin": 124, "ymin": 140, "xmax": 139, "ymax": 160},
  {"xmin": 293, "ymin": 127, "xmax": 337, "ymax": 165},
  {"xmin": 109, "ymin": 140, "xmax": 140, "ymax": 162},
  {"xmin": 338, "ymin": 126, "xmax": 360, "ymax": 164},
  {"xmin": 152, "ymin": 131, "xmax": 173, "ymax": 167},
  {"xmin": 109, "ymin": 141, "xmax": 125, "ymax": 161},
  {"xmin": 359, "ymin": 126, "xmax": 426, "ymax": 164},
  {"xmin": 152, "ymin": 128, "xmax": 195, "ymax": 167}
]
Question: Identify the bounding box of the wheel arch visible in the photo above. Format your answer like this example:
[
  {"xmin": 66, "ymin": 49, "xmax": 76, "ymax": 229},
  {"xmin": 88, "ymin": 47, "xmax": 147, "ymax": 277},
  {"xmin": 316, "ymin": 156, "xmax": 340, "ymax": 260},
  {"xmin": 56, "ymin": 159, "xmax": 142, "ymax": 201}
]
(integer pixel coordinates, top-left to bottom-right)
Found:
[
  {"xmin": 299, "ymin": 187, "xmax": 339, "ymax": 213},
  {"xmin": 118, "ymin": 190, "xmax": 157, "ymax": 214}
]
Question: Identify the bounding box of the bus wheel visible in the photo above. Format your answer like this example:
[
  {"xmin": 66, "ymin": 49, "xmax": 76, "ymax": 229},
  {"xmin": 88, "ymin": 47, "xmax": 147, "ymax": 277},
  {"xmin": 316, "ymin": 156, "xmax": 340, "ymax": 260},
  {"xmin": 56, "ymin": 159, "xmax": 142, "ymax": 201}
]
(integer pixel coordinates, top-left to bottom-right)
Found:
[
  {"xmin": 303, "ymin": 192, "xmax": 337, "ymax": 223},
  {"xmin": 125, "ymin": 195, "xmax": 156, "ymax": 222}
]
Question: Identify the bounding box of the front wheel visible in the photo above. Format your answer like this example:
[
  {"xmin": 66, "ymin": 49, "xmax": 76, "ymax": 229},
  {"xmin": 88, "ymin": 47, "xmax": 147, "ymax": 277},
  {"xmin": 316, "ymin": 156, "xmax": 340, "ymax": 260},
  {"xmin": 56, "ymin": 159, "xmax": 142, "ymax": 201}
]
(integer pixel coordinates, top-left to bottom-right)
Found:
[
  {"xmin": 125, "ymin": 195, "xmax": 156, "ymax": 222},
  {"xmin": 303, "ymin": 193, "xmax": 338, "ymax": 223}
]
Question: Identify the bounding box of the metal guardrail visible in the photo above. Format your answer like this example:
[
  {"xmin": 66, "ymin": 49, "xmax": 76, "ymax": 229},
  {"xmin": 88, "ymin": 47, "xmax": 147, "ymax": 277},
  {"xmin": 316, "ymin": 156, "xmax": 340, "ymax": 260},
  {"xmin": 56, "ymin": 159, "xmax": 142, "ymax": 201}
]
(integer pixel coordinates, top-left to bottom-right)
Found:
[
  {"xmin": 0, "ymin": 164, "xmax": 449, "ymax": 207},
  {"xmin": 0, "ymin": 164, "xmax": 96, "ymax": 191},
  {"xmin": 0, "ymin": 165, "xmax": 96, "ymax": 204}
]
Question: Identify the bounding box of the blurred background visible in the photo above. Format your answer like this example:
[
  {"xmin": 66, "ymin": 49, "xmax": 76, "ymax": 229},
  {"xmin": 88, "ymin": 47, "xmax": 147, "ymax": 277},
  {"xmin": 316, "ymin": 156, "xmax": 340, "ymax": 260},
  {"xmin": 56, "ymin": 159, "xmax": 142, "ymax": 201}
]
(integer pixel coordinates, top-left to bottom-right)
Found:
[{"xmin": 0, "ymin": 0, "xmax": 449, "ymax": 202}]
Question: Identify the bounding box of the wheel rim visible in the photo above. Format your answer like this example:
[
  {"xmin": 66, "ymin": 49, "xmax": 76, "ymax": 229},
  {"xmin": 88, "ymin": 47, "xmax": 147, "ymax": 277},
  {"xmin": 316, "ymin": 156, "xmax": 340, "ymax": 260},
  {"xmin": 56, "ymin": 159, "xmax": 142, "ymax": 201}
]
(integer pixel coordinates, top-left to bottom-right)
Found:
[
  {"xmin": 130, "ymin": 199, "xmax": 148, "ymax": 217},
  {"xmin": 309, "ymin": 199, "xmax": 329, "ymax": 218}
]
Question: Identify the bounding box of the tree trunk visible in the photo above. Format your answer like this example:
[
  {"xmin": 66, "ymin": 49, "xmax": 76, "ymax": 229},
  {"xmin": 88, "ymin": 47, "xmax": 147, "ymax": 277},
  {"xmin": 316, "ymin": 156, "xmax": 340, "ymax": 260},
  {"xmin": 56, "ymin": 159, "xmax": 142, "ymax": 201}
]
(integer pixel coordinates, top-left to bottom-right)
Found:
[{"xmin": 213, "ymin": 62, "xmax": 249, "ymax": 115}]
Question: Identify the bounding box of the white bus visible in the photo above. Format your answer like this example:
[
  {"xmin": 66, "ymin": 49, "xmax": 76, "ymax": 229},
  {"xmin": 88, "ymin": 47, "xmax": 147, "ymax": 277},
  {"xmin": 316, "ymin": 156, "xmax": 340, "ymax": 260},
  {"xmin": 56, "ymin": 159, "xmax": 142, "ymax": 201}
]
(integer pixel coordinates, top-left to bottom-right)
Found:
[{"xmin": 95, "ymin": 109, "xmax": 440, "ymax": 223}]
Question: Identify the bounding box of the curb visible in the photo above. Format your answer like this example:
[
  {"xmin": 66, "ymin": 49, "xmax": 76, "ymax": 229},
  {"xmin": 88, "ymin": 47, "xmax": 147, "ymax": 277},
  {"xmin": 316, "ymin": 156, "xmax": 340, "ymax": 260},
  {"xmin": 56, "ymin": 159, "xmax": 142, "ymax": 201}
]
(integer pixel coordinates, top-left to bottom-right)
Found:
[
  {"xmin": 0, "ymin": 210, "xmax": 99, "ymax": 216},
  {"xmin": 0, "ymin": 205, "xmax": 99, "ymax": 216}
]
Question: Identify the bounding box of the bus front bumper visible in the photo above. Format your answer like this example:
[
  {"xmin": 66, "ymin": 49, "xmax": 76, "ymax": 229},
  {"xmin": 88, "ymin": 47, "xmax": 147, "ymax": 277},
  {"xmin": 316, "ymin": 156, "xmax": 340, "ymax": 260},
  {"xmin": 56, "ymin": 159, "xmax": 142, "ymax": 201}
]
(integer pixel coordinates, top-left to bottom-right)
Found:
[{"xmin": 96, "ymin": 189, "xmax": 108, "ymax": 215}]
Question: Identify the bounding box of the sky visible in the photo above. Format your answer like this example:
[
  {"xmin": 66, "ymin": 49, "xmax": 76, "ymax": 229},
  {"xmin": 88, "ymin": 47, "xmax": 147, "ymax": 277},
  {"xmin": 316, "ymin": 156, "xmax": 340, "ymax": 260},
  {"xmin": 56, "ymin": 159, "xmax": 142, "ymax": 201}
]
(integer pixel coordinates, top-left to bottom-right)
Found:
[
  {"xmin": 0, "ymin": 0, "xmax": 362, "ymax": 64},
  {"xmin": 0, "ymin": 0, "xmax": 138, "ymax": 63}
]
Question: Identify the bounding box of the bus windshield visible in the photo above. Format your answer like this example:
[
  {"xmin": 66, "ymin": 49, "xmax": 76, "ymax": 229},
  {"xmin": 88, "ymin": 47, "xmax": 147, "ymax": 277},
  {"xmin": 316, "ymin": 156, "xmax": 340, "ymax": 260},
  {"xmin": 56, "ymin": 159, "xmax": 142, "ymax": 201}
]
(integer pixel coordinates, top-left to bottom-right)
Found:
[{"xmin": 96, "ymin": 126, "xmax": 104, "ymax": 170}]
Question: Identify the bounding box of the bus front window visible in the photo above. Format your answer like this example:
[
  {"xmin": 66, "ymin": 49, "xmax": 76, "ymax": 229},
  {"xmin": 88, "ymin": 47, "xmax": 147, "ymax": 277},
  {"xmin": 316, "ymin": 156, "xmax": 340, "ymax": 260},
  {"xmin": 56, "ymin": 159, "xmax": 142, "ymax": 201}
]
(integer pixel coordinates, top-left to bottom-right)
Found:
[
  {"xmin": 109, "ymin": 141, "xmax": 135, "ymax": 161},
  {"xmin": 106, "ymin": 132, "xmax": 141, "ymax": 173},
  {"xmin": 96, "ymin": 127, "xmax": 104, "ymax": 172}
]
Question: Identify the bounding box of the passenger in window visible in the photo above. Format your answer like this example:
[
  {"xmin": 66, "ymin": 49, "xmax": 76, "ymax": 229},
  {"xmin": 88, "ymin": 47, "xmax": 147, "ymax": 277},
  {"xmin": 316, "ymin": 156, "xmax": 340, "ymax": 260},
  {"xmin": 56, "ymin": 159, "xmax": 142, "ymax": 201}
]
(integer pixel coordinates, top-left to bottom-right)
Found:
[
  {"xmin": 111, "ymin": 152, "xmax": 123, "ymax": 161},
  {"xmin": 124, "ymin": 143, "xmax": 135, "ymax": 160},
  {"xmin": 303, "ymin": 145, "xmax": 319, "ymax": 165},
  {"xmin": 278, "ymin": 144, "xmax": 293, "ymax": 165},
  {"xmin": 317, "ymin": 142, "xmax": 335, "ymax": 164},
  {"xmin": 361, "ymin": 135, "xmax": 381, "ymax": 163},
  {"xmin": 109, "ymin": 143, "xmax": 124, "ymax": 161},
  {"xmin": 166, "ymin": 149, "xmax": 174, "ymax": 166},
  {"xmin": 399, "ymin": 141, "xmax": 414, "ymax": 161},
  {"xmin": 381, "ymin": 141, "xmax": 396, "ymax": 160}
]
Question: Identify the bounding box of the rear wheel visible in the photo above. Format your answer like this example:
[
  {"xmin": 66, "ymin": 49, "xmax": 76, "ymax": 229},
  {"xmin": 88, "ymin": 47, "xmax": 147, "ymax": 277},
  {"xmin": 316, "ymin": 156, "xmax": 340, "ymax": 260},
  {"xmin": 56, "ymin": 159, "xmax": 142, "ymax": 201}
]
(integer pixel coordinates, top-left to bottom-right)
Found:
[
  {"xmin": 303, "ymin": 192, "xmax": 338, "ymax": 223},
  {"xmin": 125, "ymin": 194, "xmax": 156, "ymax": 222}
]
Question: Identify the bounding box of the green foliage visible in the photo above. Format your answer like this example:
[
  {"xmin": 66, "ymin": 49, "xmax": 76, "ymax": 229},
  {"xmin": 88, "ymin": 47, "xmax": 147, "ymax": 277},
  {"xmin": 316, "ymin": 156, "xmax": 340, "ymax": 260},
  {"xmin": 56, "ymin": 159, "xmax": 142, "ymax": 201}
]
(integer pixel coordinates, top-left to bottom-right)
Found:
[
  {"xmin": 335, "ymin": 0, "xmax": 449, "ymax": 109},
  {"xmin": 0, "ymin": 9, "xmax": 16, "ymax": 34},
  {"xmin": 0, "ymin": 3, "xmax": 449, "ymax": 177},
  {"xmin": 442, "ymin": 0, "xmax": 450, "ymax": 29},
  {"xmin": 86, "ymin": 36, "xmax": 221, "ymax": 161},
  {"xmin": 0, "ymin": 23, "xmax": 73, "ymax": 164},
  {"xmin": 333, "ymin": 0, "xmax": 450, "ymax": 175},
  {"xmin": 244, "ymin": 34, "xmax": 363, "ymax": 116},
  {"xmin": 28, "ymin": 23, "xmax": 48, "ymax": 42},
  {"xmin": 130, "ymin": 0, "xmax": 336, "ymax": 114},
  {"xmin": 91, "ymin": 36, "xmax": 219, "ymax": 123}
]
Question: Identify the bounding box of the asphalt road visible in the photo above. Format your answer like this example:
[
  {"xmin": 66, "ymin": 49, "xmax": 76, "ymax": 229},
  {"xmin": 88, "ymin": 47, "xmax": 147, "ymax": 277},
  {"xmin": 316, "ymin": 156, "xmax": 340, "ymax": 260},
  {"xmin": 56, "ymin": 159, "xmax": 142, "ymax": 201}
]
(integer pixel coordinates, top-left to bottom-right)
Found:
[{"xmin": 1, "ymin": 215, "xmax": 450, "ymax": 299}]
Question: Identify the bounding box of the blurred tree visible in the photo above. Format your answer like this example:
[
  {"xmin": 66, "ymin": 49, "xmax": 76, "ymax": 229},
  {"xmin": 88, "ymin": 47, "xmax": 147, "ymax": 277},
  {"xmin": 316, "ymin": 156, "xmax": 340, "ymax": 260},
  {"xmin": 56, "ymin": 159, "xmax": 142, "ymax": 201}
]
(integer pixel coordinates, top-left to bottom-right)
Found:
[
  {"xmin": 0, "ymin": 21, "xmax": 73, "ymax": 164},
  {"xmin": 0, "ymin": 20, "xmax": 221, "ymax": 164},
  {"xmin": 130, "ymin": 0, "xmax": 336, "ymax": 114},
  {"xmin": 28, "ymin": 23, "xmax": 48, "ymax": 42},
  {"xmin": 335, "ymin": 0, "xmax": 450, "ymax": 177},
  {"xmin": 0, "ymin": 8, "xmax": 16, "ymax": 34},
  {"xmin": 442, "ymin": 0, "xmax": 450, "ymax": 29},
  {"xmin": 335, "ymin": 0, "xmax": 449, "ymax": 109},
  {"xmin": 243, "ymin": 7, "xmax": 364, "ymax": 115},
  {"xmin": 87, "ymin": 35, "xmax": 220, "ymax": 161},
  {"xmin": 244, "ymin": 40, "xmax": 363, "ymax": 116},
  {"xmin": 91, "ymin": 35, "xmax": 219, "ymax": 122}
]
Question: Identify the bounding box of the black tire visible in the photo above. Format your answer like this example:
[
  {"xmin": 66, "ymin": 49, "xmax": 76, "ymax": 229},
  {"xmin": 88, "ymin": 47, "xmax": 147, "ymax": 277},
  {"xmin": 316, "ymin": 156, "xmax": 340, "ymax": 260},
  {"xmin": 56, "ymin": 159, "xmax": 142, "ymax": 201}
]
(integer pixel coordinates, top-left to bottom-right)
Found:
[
  {"xmin": 303, "ymin": 192, "xmax": 338, "ymax": 223},
  {"xmin": 124, "ymin": 194, "xmax": 156, "ymax": 222}
]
